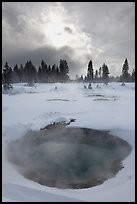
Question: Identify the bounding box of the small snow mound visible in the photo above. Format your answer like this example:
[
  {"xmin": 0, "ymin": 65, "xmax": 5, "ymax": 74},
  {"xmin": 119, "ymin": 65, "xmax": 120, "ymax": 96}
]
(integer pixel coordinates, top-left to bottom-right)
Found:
[
  {"xmin": 51, "ymin": 117, "xmax": 76, "ymax": 125},
  {"xmin": 40, "ymin": 117, "xmax": 76, "ymax": 130},
  {"xmin": 52, "ymin": 117, "xmax": 69, "ymax": 124},
  {"xmin": 24, "ymin": 82, "xmax": 35, "ymax": 87}
]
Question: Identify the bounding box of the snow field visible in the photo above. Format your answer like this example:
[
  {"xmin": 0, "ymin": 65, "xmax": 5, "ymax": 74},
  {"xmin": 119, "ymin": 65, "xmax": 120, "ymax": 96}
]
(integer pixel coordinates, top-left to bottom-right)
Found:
[{"xmin": 2, "ymin": 82, "xmax": 135, "ymax": 202}]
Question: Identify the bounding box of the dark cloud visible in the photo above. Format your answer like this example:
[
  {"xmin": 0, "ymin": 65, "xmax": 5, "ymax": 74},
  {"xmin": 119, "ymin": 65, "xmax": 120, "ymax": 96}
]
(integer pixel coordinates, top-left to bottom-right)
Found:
[
  {"xmin": 3, "ymin": 45, "xmax": 71, "ymax": 66},
  {"xmin": 64, "ymin": 26, "xmax": 73, "ymax": 34},
  {"xmin": 2, "ymin": 45, "xmax": 85, "ymax": 78}
]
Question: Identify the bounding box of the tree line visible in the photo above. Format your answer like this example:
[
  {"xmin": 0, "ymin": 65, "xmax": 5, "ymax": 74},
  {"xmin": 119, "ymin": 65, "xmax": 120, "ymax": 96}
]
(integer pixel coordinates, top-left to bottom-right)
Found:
[
  {"xmin": 2, "ymin": 59, "xmax": 69, "ymax": 84},
  {"xmin": 2, "ymin": 58, "xmax": 135, "ymax": 85},
  {"xmin": 76, "ymin": 58, "xmax": 135, "ymax": 83}
]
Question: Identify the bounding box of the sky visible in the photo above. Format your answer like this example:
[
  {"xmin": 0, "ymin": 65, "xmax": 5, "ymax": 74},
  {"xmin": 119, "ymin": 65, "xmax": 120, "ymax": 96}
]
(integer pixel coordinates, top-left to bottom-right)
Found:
[{"xmin": 2, "ymin": 2, "xmax": 135, "ymax": 78}]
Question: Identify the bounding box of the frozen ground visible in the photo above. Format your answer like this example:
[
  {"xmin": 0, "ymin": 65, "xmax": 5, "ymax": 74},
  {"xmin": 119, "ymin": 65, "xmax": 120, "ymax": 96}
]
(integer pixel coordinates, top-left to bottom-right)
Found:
[{"xmin": 2, "ymin": 82, "xmax": 135, "ymax": 202}]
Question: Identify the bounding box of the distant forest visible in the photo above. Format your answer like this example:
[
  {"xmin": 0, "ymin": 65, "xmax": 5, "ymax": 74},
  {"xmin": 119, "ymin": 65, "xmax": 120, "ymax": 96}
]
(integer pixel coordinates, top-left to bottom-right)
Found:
[{"xmin": 2, "ymin": 58, "xmax": 135, "ymax": 85}]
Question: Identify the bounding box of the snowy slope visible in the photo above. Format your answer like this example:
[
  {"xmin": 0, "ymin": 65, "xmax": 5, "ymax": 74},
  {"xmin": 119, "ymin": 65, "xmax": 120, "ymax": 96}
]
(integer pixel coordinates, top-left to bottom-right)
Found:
[{"xmin": 2, "ymin": 82, "xmax": 135, "ymax": 202}]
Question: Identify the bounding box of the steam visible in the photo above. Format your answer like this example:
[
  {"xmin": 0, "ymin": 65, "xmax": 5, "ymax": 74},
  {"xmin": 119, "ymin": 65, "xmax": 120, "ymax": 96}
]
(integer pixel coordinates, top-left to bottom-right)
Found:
[{"xmin": 6, "ymin": 127, "xmax": 132, "ymax": 189}]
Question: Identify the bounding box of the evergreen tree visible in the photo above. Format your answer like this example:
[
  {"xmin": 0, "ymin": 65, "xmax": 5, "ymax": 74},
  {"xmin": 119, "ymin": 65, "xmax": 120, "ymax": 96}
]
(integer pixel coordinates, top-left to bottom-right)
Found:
[
  {"xmin": 13, "ymin": 64, "xmax": 20, "ymax": 82},
  {"xmin": 87, "ymin": 60, "xmax": 94, "ymax": 80},
  {"xmin": 51, "ymin": 64, "xmax": 56, "ymax": 82},
  {"xmin": 84, "ymin": 76, "xmax": 87, "ymax": 82},
  {"xmin": 131, "ymin": 69, "xmax": 135, "ymax": 82},
  {"xmin": 102, "ymin": 63, "xmax": 109, "ymax": 83},
  {"xmin": 41, "ymin": 60, "xmax": 48, "ymax": 82},
  {"xmin": 51, "ymin": 64, "xmax": 56, "ymax": 75},
  {"xmin": 59, "ymin": 59, "xmax": 69, "ymax": 81},
  {"xmin": 47, "ymin": 65, "xmax": 51, "ymax": 82},
  {"xmin": 3, "ymin": 62, "xmax": 13, "ymax": 84},
  {"xmin": 80, "ymin": 75, "xmax": 84, "ymax": 81},
  {"xmin": 4, "ymin": 61, "xmax": 8, "ymax": 69},
  {"xmin": 38, "ymin": 65, "xmax": 42, "ymax": 82},
  {"xmin": 95, "ymin": 70, "xmax": 98, "ymax": 78},
  {"xmin": 99, "ymin": 67, "xmax": 102, "ymax": 78},
  {"xmin": 122, "ymin": 58, "xmax": 130, "ymax": 82},
  {"xmin": 24, "ymin": 60, "xmax": 37, "ymax": 84},
  {"xmin": 23, "ymin": 61, "xmax": 29, "ymax": 82},
  {"xmin": 30, "ymin": 61, "xmax": 37, "ymax": 82},
  {"xmin": 56, "ymin": 66, "xmax": 60, "ymax": 81},
  {"xmin": 18, "ymin": 64, "xmax": 24, "ymax": 82}
]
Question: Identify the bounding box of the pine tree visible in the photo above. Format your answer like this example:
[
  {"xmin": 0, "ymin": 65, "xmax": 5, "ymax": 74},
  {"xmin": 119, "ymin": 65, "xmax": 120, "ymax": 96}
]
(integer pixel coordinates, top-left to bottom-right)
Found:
[
  {"xmin": 80, "ymin": 75, "xmax": 84, "ymax": 81},
  {"xmin": 47, "ymin": 65, "xmax": 51, "ymax": 82},
  {"xmin": 19, "ymin": 64, "xmax": 24, "ymax": 82},
  {"xmin": 38, "ymin": 65, "xmax": 42, "ymax": 82},
  {"xmin": 24, "ymin": 61, "xmax": 29, "ymax": 82},
  {"xmin": 102, "ymin": 63, "xmax": 109, "ymax": 83},
  {"xmin": 87, "ymin": 60, "xmax": 94, "ymax": 80},
  {"xmin": 95, "ymin": 70, "xmax": 98, "ymax": 78},
  {"xmin": 51, "ymin": 64, "xmax": 56, "ymax": 82},
  {"xmin": 56, "ymin": 66, "xmax": 60, "ymax": 82},
  {"xmin": 51, "ymin": 64, "xmax": 56, "ymax": 75},
  {"xmin": 131, "ymin": 69, "xmax": 135, "ymax": 82},
  {"xmin": 13, "ymin": 64, "xmax": 20, "ymax": 82},
  {"xmin": 24, "ymin": 60, "xmax": 37, "ymax": 84},
  {"xmin": 30, "ymin": 61, "xmax": 37, "ymax": 83},
  {"xmin": 122, "ymin": 58, "xmax": 130, "ymax": 82},
  {"xmin": 99, "ymin": 67, "xmax": 102, "ymax": 78},
  {"xmin": 41, "ymin": 60, "xmax": 48, "ymax": 82},
  {"xmin": 3, "ymin": 62, "xmax": 13, "ymax": 85},
  {"xmin": 59, "ymin": 59, "xmax": 69, "ymax": 82}
]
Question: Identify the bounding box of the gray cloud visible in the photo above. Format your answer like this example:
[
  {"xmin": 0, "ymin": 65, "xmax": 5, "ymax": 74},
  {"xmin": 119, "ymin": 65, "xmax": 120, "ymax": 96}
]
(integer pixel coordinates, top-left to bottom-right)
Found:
[
  {"xmin": 64, "ymin": 26, "xmax": 73, "ymax": 34},
  {"xmin": 2, "ymin": 2, "xmax": 135, "ymax": 77}
]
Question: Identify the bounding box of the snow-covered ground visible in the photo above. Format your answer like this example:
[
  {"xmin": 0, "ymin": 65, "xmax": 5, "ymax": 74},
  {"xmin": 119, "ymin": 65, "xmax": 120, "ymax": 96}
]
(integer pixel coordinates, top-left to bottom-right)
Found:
[{"xmin": 2, "ymin": 82, "xmax": 135, "ymax": 202}]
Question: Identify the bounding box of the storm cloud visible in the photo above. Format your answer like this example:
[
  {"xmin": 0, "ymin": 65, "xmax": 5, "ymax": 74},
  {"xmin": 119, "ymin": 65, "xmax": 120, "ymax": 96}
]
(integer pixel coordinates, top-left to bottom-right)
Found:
[{"xmin": 2, "ymin": 2, "xmax": 135, "ymax": 78}]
